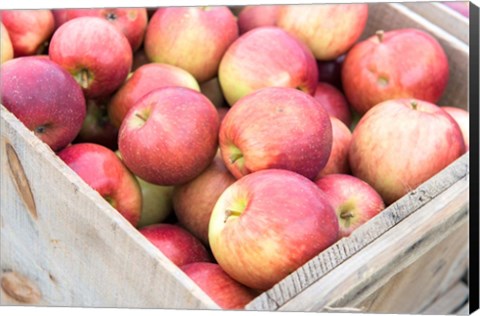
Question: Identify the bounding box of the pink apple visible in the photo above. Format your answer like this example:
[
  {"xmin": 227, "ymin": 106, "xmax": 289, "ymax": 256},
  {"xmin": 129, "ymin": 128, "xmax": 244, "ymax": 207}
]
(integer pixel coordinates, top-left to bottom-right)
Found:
[
  {"xmin": 181, "ymin": 262, "xmax": 258, "ymax": 309},
  {"xmin": 139, "ymin": 224, "xmax": 212, "ymax": 267},
  {"xmin": 317, "ymin": 55, "xmax": 345, "ymax": 90},
  {"xmin": 315, "ymin": 174, "xmax": 385, "ymax": 238},
  {"xmin": 118, "ymin": 87, "xmax": 220, "ymax": 185},
  {"xmin": 144, "ymin": 7, "xmax": 238, "ymax": 83},
  {"xmin": 51, "ymin": 8, "xmax": 148, "ymax": 51},
  {"xmin": 219, "ymin": 87, "xmax": 332, "ymax": 180},
  {"xmin": 218, "ymin": 26, "xmax": 318, "ymax": 106},
  {"xmin": 136, "ymin": 178, "xmax": 174, "ymax": 228},
  {"xmin": 58, "ymin": 143, "xmax": 142, "ymax": 226},
  {"xmin": 209, "ymin": 169, "xmax": 339, "ymax": 290},
  {"xmin": 1, "ymin": 23, "xmax": 14, "ymax": 63},
  {"xmin": 107, "ymin": 63, "xmax": 200, "ymax": 128},
  {"xmin": 316, "ymin": 117, "xmax": 352, "ymax": 178},
  {"xmin": 349, "ymin": 99, "xmax": 466, "ymax": 205},
  {"xmin": 1, "ymin": 10, "xmax": 55, "ymax": 57},
  {"xmin": 0, "ymin": 57, "xmax": 86, "ymax": 151},
  {"xmin": 237, "ymin": 5, "xmax": 281, "ymax": 34},
  {"xmin": 313, "ymin": 82, "xmax": 352, "ymax": 127},
  {"xmin": 443, "ymin": 2, "xmax": 469, "ymax": 17},
  {"xmin": 342, "ymin": 28, "xmax": 449, "ymax": 115},
  {"xmin": 173, "ymin": 152, "xmax": 236, "ymax": 246},
  {"xmin": 49, "ymin": 17, "xmax": 133, "ymax": 99},
  {"xmin": 276, "ymin": 4, "xmax": 368, "ymax": 61},
  {"xmin": 200, "ymin": 77, "xmax": 226, "ymax": 108},
  {"xmin": 441, "ymin": 106, "xmax": 469, "ymax": 150}
]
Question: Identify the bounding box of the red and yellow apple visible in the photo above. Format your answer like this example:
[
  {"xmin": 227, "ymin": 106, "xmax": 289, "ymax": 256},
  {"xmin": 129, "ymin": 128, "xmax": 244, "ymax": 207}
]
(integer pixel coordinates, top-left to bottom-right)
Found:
[
  {"xmin": 1, "ymin": 23, "xmax": 14, "ymax": 63},
  {"xmin": 237, "ymin": 5, "xmax": 281, "ymax": 34},
  {"xmin": 441, "ymin": 106, "xmax": 469, "ymax": 150}
]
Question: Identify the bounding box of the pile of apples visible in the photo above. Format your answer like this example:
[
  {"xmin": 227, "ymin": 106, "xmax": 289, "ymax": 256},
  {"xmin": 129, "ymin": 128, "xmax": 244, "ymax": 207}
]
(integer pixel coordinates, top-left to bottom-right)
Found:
[{"xmin": 0, "ymin": 4, "xmax": 470, "ymax": 309}]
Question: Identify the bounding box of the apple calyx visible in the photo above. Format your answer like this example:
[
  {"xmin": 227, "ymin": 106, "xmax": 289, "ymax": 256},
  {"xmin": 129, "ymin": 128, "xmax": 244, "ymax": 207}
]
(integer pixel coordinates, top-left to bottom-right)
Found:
[
  {"xmin": 104, "ymin": 195, "xmax": 117, "ymax": 208},
  {"xmin": 105, "ymin": 11, "xmax": 118, "ymax": 21},
  {"xmin": 410, "ymin": 101, "xmax": 418, "ymax": 110},
  {"xmin": 34, "ymin": 124, "xmax": 49, "ymax": 135},
  {"xmin": 376, "ymin": 30, "xmax": 384, "ymax": 43},
  {"xmin": 74, "ymin": 68, "xmax": 94, "ymax": 89}
]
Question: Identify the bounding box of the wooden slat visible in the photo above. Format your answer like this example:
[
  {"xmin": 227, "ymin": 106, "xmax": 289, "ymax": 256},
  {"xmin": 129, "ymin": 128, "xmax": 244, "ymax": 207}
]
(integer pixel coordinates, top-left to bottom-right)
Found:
[
  {"xmin": 456, "ymin": 302, "xmax": 470, "ymax": 315},
  {"xmin": 421, "ymin": 282, "xmax": 469, "ymax": 315},
  {"xmin": 0, "ymin": 106, "xmax": 219, "ymax": 309}
]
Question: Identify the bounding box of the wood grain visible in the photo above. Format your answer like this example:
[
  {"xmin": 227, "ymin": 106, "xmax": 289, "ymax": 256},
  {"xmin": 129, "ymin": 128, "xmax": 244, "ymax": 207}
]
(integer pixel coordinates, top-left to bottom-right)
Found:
[{"xmin": 421, "ymin": 281, "xmax": 469, "ymax": 315}]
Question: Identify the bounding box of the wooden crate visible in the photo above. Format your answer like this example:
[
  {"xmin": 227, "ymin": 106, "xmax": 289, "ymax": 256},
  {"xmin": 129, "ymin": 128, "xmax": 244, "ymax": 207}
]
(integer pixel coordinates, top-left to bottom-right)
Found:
[{"xmin": 0, "ymin": 2, "xmax": 470, "ymax": 313}]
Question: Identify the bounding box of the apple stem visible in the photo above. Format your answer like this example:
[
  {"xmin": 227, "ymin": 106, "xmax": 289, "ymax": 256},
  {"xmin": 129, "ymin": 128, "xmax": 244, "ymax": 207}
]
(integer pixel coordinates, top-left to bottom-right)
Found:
[
  {"xmin": 340, "ymin": 211, "xmax": 354, "ymax": 219},
  {"xmin": 224, "ymin": 209, "xmax": 242, "ymax": 223},
  {"xmin": 411, "ymin": 101, "xmax": 418, "ymax": 110},
  {"xmin": 135, "ymin": 112, "xmax": 148, "ymax": 122},
  {"xmin": 376, "ymin": 30, "xmax": 384, "ymax": 43}
]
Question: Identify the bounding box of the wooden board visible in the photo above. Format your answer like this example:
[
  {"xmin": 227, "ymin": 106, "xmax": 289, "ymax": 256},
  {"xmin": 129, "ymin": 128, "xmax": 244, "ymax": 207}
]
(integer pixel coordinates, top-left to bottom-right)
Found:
[{"xmin": 421, "ymin": 281, "xmax": 469, "ymax": 314}]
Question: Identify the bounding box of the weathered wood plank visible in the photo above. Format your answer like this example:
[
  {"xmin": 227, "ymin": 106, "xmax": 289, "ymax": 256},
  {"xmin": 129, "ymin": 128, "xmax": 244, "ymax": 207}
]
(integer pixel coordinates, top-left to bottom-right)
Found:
[
  {"xmin": 456, "ymin": 302, "xmax": 470, "ymax": 315},
  {"xmin": 421, "ymin": 282, "xmax": 469, "ymax": 315},
  {"xmin": 0, "ymin": 106, "xmax": 219, "ymax": 309}
]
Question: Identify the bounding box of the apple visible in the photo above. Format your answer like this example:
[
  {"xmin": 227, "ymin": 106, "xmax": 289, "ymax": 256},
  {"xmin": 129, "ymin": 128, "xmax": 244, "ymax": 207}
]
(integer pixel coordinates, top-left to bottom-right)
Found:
[
  {"xmin": 0, "ymin": 57, "xmax": 86, "ymax": 152},
  {"xmin": 108, "ymin": 63, "xmax": 200, "ymax": 128},
  {"xmin": 341, "ymin": 29, "xmax": 450, "ymax": 115},
  {"xmin": 276, "ymin": 4, "xmax": 368, "ymax": 61},
  {"xmin": 118, "ymin": 87, "xmax": 220, "ymax": 186},
  {"xmin": 209, "ymin": 169, "xmax": 339, "ymax": 290},
  {"xmin": 51, "ymin": 8, "xmax": 148, "ymax": 51},
  {"xmin": 49, "ymin": 17, "xmax": 133, "ymax": 99},
  {"xmin": 139, "ymin": 223, "xmax": 212, "ymax": 267},
  {"xmin": 181, "ymin": 262, "xmax": 258, "ymax": 309},
  {"xmin": 1, "ymin": 10, "xmax": 55, "ymax": 57},
  {"xmin": 441, "ymin": 106, "xmax": 469, "ymax": 150},
  {"xmin": 1, "ymin": 23, "xmax": 14, "ymax": 63},
  {"xmin": 173, "ymin": 151, "xmax": 236, "ymax": 246},
  {"xmin": 218, "ymin": 26, "xmax": 318, "ymax": 106},
  {"xmin": 73, "ymin": 98, "xmax": 119, "ymax": 151},
  {"xmin": 219, "ymin": 87, "xmax": 332, "ymax": 180},
  {"xmin": 313, "ymin": 82, "xmax": 352, "ymax": 127},
  {"xmin": 200, "ymin": 77, "xmax": 226, "ymax": 108},
  {"xmin": 317, "ymin": 55, "xmax": 345, "ymax": 90},
  {"xmin": 216, "ymin": 107, "xmax": 229, "ymax": 124},
  {"xmin": 443, "ymin": 2, "xmax": 469, "ymax": 17},
  {"xmin": 315, "ymin": 174, "xmax": 385, "ymax": 238},
  {"xmin": 144, "ymin": 7, "xmax": 239, "ymax": 83},
  {"xmin": 237, "ymin": 5, "xmax": 281, "ymax": 34},
  {"xmin": 349, "ymin": 99, "xmax": 466, "ymax": 205},
  {"xmin": 137, "ymin": 178, "xmax": 175, "ymax": 228},
  {"xmin": 316, "ymin": 117, "xmax": 352, "ymax": 178},
  {"xmin": 58, "ymin": 143, "xmax": 142, "ymax": 226}
]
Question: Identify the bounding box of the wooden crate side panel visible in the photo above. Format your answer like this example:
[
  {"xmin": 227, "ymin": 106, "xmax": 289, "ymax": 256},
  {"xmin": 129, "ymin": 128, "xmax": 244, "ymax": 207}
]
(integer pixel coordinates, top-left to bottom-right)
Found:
[{"xmin": 0, "ymin": 106, "xmax": 219, "ymax": 309}]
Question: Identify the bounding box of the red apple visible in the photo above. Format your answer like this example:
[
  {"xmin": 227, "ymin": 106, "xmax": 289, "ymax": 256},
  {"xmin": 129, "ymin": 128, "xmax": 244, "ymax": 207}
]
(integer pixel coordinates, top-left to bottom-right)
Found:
[
  {"xmin": 144, "ymin": 7, "xmax": 239, "ymax": 83},
  {"xmin": 181, "ymin": 262, "xmax": 257, "ymax": 309},
  {"xmin": 276, "ymin": 4, "xmax": 368, "ymax": 61},
  {"xmin": 0, "ymin": 57, "xmax": 86, "ymax": 151},
  {"xmin": 51, "ymin": 8, "xmax": 148, "ymax": 51},
  {"xmin": 237, "ymin": 5, "xmax": 281, "ymax": 34},
  {"xmin": 49, "ymin": 17, "xmax": 133, "ymax": 99},
  {"xmin": 73, "ymin": 98, "xmax": 119, "ymax": 151},
  {"xmin": 441, "ymin": 106, "xmax": 469, "ymax": 150},
  {"xmin": 58, "ymin": 143, "xmax": 142, "ymax": 226},
  {"xmin": 349, "ymin": 99, "xmax": 466, "ymax": 205},
  {"xmin": 137, "ymin": 178, "xmax": 174, "ymax": 228},
  {"xmin": 313, "ymin": 82, "xmax": 352, "ymax": 127},
  {"xmin": 200, "ymin": 77, "xmax": 226, "ymax": 108},
  {"xmin": 218, "ymin": 27, "xmax": 318, "ymax": 106},
  {"xmin": 315, "ymin": 174, "xmax": 385, "ymax": 238},
  {"xmin": 1, "ymin": 10, "xmax": 54, "ymax": 57},
  {"xmin": 118, "ymin": 87, "xmax": 220, "ymax": 185},
  {"xmin": 209, "ymin": 169, "xmax": 339, "ymax": 290},
  {"xmin": 1, "ymin": 23, "xmax": 14, "ymax": 63},
  {"xmin": 317, "ymin": 55, "xmax": 345, "ymax": 90},
  {"xmin": 139, "ymin": 224, "xmax": 212, "ymax": 267},
  {"xmin": 342, "ymin": 29, "xmax": 450, "ymax": 115},
  {"xmin": 316, "ymin": 117, "xmax": 352, "ymax": 178},
  {"xmin": 108, "ymin": 63, "xmax": 200, "ymax": 128},
  {"xmin": 219, "ymin": 87, "xmax": 332, "ymax": 180},
  {"xmin": 173, "ymin": 152, "xmax": 236, "ymax": 246}
]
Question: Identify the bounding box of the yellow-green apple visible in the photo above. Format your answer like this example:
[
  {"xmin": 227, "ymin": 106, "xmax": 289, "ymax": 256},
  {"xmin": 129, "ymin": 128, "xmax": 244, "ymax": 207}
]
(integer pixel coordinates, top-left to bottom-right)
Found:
[
  {"xmin": 316, "ymin": 117, "xmax": 352, "ymax": 178},
  {"xmin": 1, "ymin": 23, "xmax": 13, "ymax": 63},
  {"xmin": 173, "ymin": 152, "xmax": 236, "ymax": 246},
  {"xmin": 108, "ymin": 63, "xmax": 200, "ymax": 128},
  {"xmin": 200, "ymin": 77, "xmax": 226, "ymax": 108},
  {"xmin": 58, "ymin": 143, "xmax": 142, "ymax": 226},
  {"xmin": 315, "ymin": 174, "xmax": 385, "ymax": 238},
  {"xmin": 136, "ymin": 178, "xmax": 174, "ymax": 228},
  {"xmin": 218, "ymin": 26, "xmax": 318, "ymax": 106},
  {"xmin": 1, "ymin": 10, "xmax": 54, "ymax": 56},
  {"xmin": 441, "ymin": 106, "xmax": 469, "ymax": 150},
  {"xmin": 73, "ymin": 98, "xmax": 119, "ymax": 151},
  {"xmin": 317, "ymin": 55, "xmax": 345, "ymax": 90},
  {"xmin": 181, "ymin": 262, "xmax": 258, "ymax": 309},
  {"xmin": 139, "ymin": 224, "xmax": 212, "ymax": 267},
  {"xmin": 49, "ymin": 17, "xmax": 132, "ymax": 99},
  {"xmin": 237, "ymin": 5, "xmax": 281, "ymax": 34},
  {"xmin": 219, "ymin": 87, "xmax": 332, "ymax": 180},
  {"xmin": 118, "ymin": 87, "xmax": 220, "ymax": 185},
  {"xmin": 276, "ymin": 4, "xmax": 368, "ymax": 61},
  {"xmin": 349, "ymin": 99, "xmax": 466, "ymax": 205},
  {"xmin": 341, "ymin": 29, "xmax": 449, "ymax": 115},
  {"xmin": 313, "ymin": 82, "xmax": 352, "ymax": 127},
  {"xmin": 144, "ymin": 6, "xmax": 238, "ymax": 83},
  {"xmin": 209, "ymin": 169, "xmax": 339, "ymax": 290},
  {"xmin": 0, "ymin": 57, "xmax": 86, "ymax": 151},
  {"xmin": 51, "ymin": 8, "xmax": 148, "ymax": 51}
]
